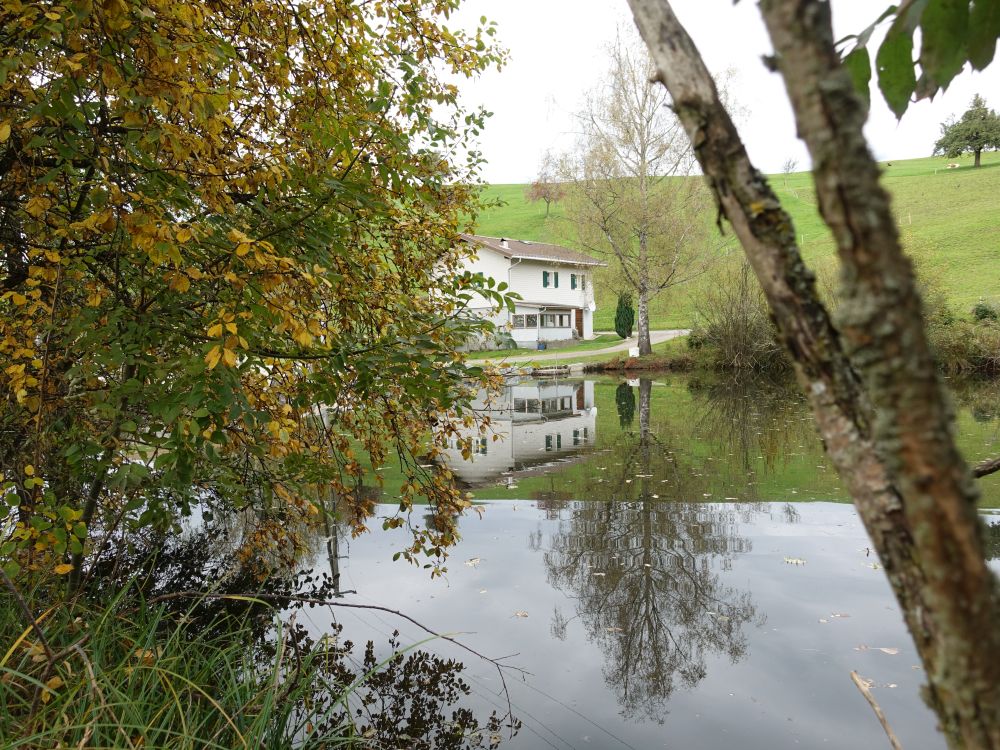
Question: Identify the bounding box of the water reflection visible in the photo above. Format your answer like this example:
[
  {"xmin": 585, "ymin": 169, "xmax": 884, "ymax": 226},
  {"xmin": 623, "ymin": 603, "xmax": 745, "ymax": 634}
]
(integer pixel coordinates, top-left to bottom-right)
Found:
[
  {"xmin": 544, "ymin": 501, "xmax": 761, "ymax": 720},
  {"xmin": 442, "ymin": 378, "xmax": 597, "ymax": 486}
]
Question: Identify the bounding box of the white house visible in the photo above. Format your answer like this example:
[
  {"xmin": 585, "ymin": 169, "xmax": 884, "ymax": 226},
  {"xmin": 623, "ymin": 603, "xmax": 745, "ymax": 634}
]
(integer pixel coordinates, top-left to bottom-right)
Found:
[
  {"xmin": 460, "ymin": 234, "xmax": 606, "ymax": 346},
  {"xmin": 440, "ymin": 378, "xmax": 597, "ymax": 487}
]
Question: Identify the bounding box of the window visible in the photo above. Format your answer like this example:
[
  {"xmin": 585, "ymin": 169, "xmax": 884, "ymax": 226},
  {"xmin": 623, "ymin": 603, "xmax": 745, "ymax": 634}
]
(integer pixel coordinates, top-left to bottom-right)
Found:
[
  {"xmin": 540, "ymin": 313, "xmax": 570, "ymax": 328},
  {"xmin": 557, "ymin": 434, "xmax": 562, "ymax": 449},
  {"xmin": 477, "ymin": 438, "xmax": 488, "ymax": 455},
  {"xmin": 581, "ymin": 275, "xmax": 587, "ymax": 291},
  {"xmin": 525, "ymin": 314, "xmax": 538, "ymax": 327},
  {"xmin": 573, "ymin": 429, "xmax": 581, "ymax": 446},
  {"xmin": 553, "ymin": 271, "xmax": 559, "ymax": 288},
  {"xmin": 512, "ymin": 314, "xmax": 525, "ymax": 328},
  {"xmin": 542, "ymin": 271, "xmax": 550, "ymax": 288},
  {"xmin": 545, "ymin": 435, "xmax": 553, "ymax": 452},
  {"xmin": 571, "ymin": 274, "xmax": 577, "ymax": 290}
]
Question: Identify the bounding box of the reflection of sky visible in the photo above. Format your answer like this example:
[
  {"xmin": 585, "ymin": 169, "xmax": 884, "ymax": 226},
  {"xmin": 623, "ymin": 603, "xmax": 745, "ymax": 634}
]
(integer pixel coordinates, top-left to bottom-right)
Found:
[{"xmin": 295, "ymin": 502, "xmax": 959, "ymax": 750}]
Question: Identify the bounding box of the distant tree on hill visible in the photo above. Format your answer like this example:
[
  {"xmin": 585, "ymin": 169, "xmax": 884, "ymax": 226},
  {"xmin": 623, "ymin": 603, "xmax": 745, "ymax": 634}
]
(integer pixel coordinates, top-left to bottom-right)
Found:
[
  {"xmin": 934, "ymin": 94, "xmax": 1000, "ymax": 168},
  {"xmin": 781, "ymin": 157, "xmax": 797, "ymax": 186},
  {"xmin": 525, "ymin": 150, "xmax": 565, "ymax": 216}
]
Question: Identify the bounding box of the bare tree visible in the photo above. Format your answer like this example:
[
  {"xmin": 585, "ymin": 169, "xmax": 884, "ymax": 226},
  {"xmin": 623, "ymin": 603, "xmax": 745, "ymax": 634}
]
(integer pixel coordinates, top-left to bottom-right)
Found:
[
  {"xmin": 524, "ymin": 150, "xmax": 565, "ymax": 217},
  {"xmin": 560, "ymin": 37, "xmax": 714, "ymax": 356},
  {"xmin": 781, "ymin": 157, "xmax": 797, "ymax": 186},
  {"xmin": 627, "ymin": 0, "xmax": 1000, "ymax": 746}
]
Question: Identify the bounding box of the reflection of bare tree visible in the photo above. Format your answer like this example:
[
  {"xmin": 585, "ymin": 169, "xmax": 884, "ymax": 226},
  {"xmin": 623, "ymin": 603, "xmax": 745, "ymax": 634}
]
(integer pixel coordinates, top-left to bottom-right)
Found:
[
  {"xmin": 544, "ymin": 500, "xmax": 760, "ymax": 721},
  {"xmin": 543, "ymin": 380, "xmax": 762, "ymax": 720},
  {"xmin": 691, "ymin": 377, "xmax": 809, "ymax": 477}
]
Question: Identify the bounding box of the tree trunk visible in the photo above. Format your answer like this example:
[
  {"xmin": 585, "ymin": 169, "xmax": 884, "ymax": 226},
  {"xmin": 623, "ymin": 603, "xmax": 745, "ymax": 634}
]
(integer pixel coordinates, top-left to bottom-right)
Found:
[
  {"xmin": 637, "ymin": 288, "xmax": 652, "ymax": 355},
  {"xmin": 626, "ymin": 1, "xmax": 1000, "ymax": 746},
  {"xmin": 975, "ymin": 149, "xmax": 982, "ymax": 168}
]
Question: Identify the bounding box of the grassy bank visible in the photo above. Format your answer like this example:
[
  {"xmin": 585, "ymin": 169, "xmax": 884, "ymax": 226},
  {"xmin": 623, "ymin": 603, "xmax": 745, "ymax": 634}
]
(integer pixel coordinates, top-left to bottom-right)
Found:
[{"xmin": 473, "ymin": 154, "xmax": 1000, "ymax": 330}]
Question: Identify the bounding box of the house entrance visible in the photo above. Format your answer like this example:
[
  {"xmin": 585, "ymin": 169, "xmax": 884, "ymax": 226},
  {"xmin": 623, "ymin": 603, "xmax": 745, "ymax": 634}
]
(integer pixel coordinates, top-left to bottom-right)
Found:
[{"xmin": 575, "ymin": 309, "xmax": 584, "ymax": 337}]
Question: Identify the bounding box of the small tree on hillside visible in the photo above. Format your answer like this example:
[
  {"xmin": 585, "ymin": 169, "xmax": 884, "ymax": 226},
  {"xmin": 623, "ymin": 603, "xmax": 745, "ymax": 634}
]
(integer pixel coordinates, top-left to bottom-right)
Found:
[
  {"xmin": 615, "ymin": 292, "xmax": 635, "ymax": 339},
  {"xmin": 934, "ymin": 94, "xmax": 1000, "ymax": 168},
  {"xmin": 781, "ymin": 157, "xmax": 797, "ymax": 186},
  {"xmin": 525, "ymin": 150, "xmax": 565, "ymax": 217}
]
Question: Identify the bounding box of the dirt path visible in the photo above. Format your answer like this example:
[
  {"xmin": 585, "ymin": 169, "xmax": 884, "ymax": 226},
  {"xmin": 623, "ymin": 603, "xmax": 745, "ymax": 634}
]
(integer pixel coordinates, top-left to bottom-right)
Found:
[{"xmin": 483, "ymin": 329, "xmax": 690, "ymax": 364}]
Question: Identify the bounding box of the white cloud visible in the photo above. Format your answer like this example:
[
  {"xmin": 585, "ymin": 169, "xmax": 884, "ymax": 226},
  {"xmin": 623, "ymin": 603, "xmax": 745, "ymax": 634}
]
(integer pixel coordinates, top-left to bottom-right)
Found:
[{"xmin": 450, "ymin": 0, "xmax": 1000, "ymax": 183}]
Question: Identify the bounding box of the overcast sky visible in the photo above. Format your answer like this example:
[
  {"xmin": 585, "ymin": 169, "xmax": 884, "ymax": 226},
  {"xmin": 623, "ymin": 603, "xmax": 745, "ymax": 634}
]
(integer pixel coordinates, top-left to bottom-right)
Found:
[{"xmin": 449, "ymin": 0, "xmax": 1000, "ymax": 184}]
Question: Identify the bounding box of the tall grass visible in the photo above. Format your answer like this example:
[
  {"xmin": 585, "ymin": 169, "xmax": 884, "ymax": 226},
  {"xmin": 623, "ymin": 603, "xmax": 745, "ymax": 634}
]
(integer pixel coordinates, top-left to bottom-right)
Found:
[{"xmin": 0, "ymin": 581, "xmax": 508, "ymax": 749}]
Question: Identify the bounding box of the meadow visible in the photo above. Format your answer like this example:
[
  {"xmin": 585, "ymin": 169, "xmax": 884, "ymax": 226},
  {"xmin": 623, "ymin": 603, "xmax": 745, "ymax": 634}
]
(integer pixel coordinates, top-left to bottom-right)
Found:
[{"xmin": 471, "ymin": 153, "xmax": 1000, "ymax": 330}]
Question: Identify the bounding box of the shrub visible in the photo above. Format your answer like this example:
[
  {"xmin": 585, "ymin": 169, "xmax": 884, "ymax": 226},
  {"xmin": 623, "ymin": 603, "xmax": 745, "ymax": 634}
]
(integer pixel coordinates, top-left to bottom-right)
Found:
[
  {"xmin": 694, "ymin": 262, "xmax": 788, "ymax": 373},
  {"xmin": 928, "ymin": 319, "xmax": 1000, "ymax": 376},
  {"xmin": 973, "ymin": 300, "xmax": 999, "ymax": 322},
  {"xmin": 614, "ymin": 293, "xmax": 635, "ymax": 339}
]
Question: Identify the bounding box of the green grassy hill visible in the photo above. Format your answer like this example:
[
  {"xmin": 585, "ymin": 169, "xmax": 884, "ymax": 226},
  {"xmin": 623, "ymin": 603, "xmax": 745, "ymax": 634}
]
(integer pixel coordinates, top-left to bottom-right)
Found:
[{"xmin": 472, "ymin": 153, "xmax": 1000, "ymax": 330}]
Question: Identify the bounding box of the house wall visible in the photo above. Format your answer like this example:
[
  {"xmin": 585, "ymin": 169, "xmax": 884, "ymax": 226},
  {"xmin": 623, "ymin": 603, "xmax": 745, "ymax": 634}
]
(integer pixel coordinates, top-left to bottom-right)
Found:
[
  {"xmin": 458, "ymin": 245, "xmax": 512, "ymax": 311},
  {"xmin": 509, "ymin": 260, "xmax": 595, "ymax": 309},
  {"xmin": 459, "ymin": 247, "xmax": 600, "ymax": 344}
]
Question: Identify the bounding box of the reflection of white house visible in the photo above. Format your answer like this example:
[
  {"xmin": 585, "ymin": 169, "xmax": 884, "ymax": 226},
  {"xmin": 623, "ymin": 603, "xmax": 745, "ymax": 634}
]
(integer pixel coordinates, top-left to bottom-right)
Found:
[
  {"xmin": 461, "ymin": 234, "xmax": 606, "ymax": 344},
  {"xmin": 441, "ymin": 379, "xmax": 597, "ymax": 486}
]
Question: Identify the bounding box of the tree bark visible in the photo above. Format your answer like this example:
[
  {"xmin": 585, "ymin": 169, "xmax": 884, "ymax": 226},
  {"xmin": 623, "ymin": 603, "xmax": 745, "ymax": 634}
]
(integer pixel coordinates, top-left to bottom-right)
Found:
[
  {"xmin": 626, "ymin": 1, "xmax": 1000, "ymax": 746},
  {"xmin": 637, "ymin": 287, "xmax": 652, "ymax": 355},
  {"xmin": 975, "ymin": 149, "xmax": 982, "ymax": 168}
]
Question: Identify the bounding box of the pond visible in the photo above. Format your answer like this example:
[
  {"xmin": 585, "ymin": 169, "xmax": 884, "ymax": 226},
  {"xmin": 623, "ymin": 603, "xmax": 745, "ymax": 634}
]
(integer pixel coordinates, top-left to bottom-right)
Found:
[{"xmin": 294, "ymin": 374, "xmax": 1000, "ymax": 750}]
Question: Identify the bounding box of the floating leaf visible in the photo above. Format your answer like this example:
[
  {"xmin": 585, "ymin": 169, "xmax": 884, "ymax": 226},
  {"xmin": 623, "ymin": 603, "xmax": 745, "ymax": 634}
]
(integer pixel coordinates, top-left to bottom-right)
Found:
[
  {"xmin": 463, "ymin": 557, "xmax": 481, "ymax": 567},
  {"xmin": 513, "ymin": 610, "xmax": 528, "ymax": 618}
]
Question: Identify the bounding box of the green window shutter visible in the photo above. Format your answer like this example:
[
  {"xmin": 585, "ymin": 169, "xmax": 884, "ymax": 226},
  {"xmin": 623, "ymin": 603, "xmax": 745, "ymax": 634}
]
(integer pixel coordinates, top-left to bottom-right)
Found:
[
  {"xmin": 571, "ymin": 274, "xmax": 577, "ymax": 290},
  {"xmin": 543, "ymin": 271, "xmax": 549, "ymax": 287},
  {"xmin": 554, "ymin": 272, "xmax": 559, "ymax": 288}
]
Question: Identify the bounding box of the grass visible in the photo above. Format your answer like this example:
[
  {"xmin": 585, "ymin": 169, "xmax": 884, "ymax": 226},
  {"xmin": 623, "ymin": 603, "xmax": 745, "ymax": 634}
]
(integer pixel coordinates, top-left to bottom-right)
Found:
[
  {"xmin": 0, "ymin": 579, "xmax": 503, "ymax": 749},
  {"xmin": 472, "ymin": 153, "xmax": 1000, "ymax": 329}
]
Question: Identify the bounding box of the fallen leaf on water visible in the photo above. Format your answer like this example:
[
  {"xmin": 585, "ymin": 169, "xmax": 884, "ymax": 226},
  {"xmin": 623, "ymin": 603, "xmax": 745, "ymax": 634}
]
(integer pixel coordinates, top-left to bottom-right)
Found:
[
  {"xmin": 783, "ymin": 557, "xmax": 806, "ymax": 565},
  {"xmin": 479, "ymin": 589, "xmax": 487, "ymax": 594},
  {"xmin": 855, "ymin": 645, "xmax": 900, "ymax": 655},
  {"xmin": 464, "ymin": 557, "xmax": 481, "ymax": 567},
  {"xmin": 818, "ymin": 618, "xmax": 829, "ymax": 623},
  {"xmin": 830, "ymin": 613, "xmax": 850, "ymax": 619},
  {"xmin": 513, "ymin": 610, "xmax": 528, "ymax": 618}
]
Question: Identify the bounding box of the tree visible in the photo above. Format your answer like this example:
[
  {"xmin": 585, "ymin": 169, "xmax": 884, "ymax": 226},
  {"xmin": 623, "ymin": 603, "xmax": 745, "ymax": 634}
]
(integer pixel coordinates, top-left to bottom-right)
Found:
[
  {"xmin": 524, "ymin": 150, "xmax": 565, "ymax": 217},
  {"xmin": 561, "ymin": 38, "xmax": 714, "ymax": 356},
  {"xmin": 781, "ymin": 158, "xmax": 797, "ymax": 186},
  {"xmin": 614, "ymin": 292, "xmax": 635, "ymax": 339},
  {"xmin": 934, "ymin": 94, "xmax": 1000, "ymax": 167},
  {"xmin": 0, "ymin": 0, "xmax": 508, "ymax": 585},
  {"xmin": 627, "ymin": 0, "xmax": 1000, "ymax": 746}
]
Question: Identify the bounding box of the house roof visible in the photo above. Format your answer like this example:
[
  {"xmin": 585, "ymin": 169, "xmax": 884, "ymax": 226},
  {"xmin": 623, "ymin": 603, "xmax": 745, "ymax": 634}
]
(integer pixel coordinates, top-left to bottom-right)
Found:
[{"xmin": 463, "ymin": 234, "xmax": 606, "ymax": 267}]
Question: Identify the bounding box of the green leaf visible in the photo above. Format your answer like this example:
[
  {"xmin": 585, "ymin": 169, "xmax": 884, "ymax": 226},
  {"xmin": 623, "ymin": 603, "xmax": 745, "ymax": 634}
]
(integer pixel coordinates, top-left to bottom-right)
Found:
[
  {"xmin": 920, "ymin": 0, "xmax": 969, "ymax": 89},
  {"xmin": 877, "ymin": 23, "xmax": 918, "ymax": 117},
  {"xmin": 843, "ymin": 46, "xmax": 872, "ymax": 110},
  {"xmin": 968, "ymin": 0, "xmax": 1000, "ymax": 69}
]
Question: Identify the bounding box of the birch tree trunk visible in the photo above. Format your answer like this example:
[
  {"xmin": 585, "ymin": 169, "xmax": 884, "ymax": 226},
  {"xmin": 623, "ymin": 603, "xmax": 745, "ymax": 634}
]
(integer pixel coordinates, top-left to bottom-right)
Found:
[
  {"xmin": 637, "ymin": 286, "xmax": 652, "ymax": 355},
  {"xmin": 626, "ymin": 1, "xmax": 1000, "ymax": 746}
]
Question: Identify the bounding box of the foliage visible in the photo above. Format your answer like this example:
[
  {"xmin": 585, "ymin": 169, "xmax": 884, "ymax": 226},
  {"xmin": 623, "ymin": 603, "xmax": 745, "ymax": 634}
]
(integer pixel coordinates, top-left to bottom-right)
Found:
[
  {"xmin": 974, "ymin": 300, "xmax": 1000, "ymax": 321},
  {"xmin": 839, "ymin": 1, "xmax": 1000, "ymax": 116},
  {"xmin": 0, "ymin": 586, "xmax": 511, "ymax": 749},
  {"xmin": 928, "ymin": 318, "xmax": 1000, "ymax": 375},
  {"xmin": 693, "ymin": 262, "xmax": 787, "ymax": 373},
  {"xmin": 0, "ymin": 0, "xmax": 510, "ymax": 580},
  {"xmin": 934, "ymin": 94, "xmax": 1000, "ymax": 166},
  {"xmin": 614, "ymin": 292, "xmax": 635, "ymax": 339}
]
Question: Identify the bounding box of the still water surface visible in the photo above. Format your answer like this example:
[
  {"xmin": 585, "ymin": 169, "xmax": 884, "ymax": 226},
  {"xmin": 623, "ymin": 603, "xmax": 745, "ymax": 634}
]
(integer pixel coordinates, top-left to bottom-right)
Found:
[{"xmin": 303, "ymin": 375, "xmax": 1000, "ymax": 749}]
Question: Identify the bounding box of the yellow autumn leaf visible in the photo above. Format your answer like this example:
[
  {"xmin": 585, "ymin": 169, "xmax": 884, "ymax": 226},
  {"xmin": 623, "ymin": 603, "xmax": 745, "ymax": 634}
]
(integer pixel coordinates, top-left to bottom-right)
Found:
[
  {"xmin": 45, "ymin": 675, "xmax": 64, "ymax": 690},
  {"xmin": 54, "ymin": 563, "xmax": 73, "ymax": 575},
  {"xmin": 24, "ymin": 465, "xmax": 34, "ymax": 476},
  {"xmin": 205, "ymin": 345, "xmax": 222, "ymax": 369},
  {"xmin": 222, "ymin": 347, "xmax": 237, "ymax": 367},
  {"xmin": 207, "ymin": 323, "xmax": 223, "ymax": 337},
  {"xmin": 176, "ymin": 228, "xmax": 193, "ymax": 243},
  {"xmin": 0, "ymin": 122, "xmax": 10, "ymax": 142},
  {"xmin": 168, "ymin": 273, "xmax": 190, "ymax": 293}
]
